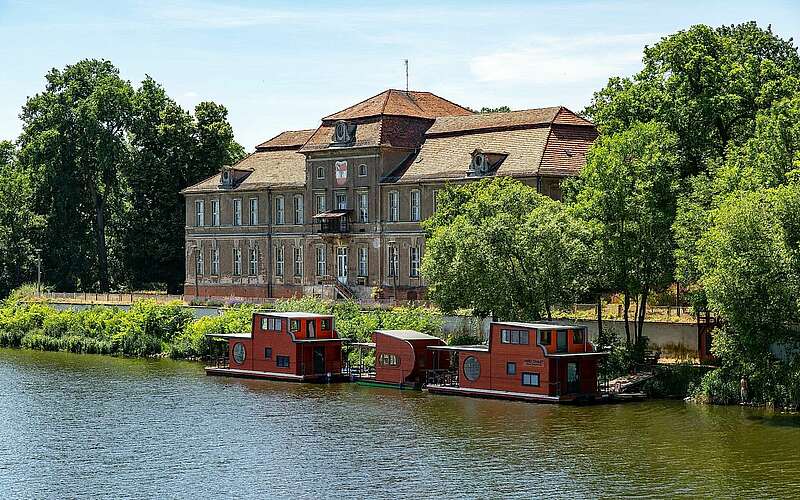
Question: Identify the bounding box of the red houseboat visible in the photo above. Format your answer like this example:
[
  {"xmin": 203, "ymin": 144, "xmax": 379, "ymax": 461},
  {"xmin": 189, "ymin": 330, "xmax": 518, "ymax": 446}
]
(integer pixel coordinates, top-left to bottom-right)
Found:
[
  {"xmin": 352, "ymin": 330, "xmax": 450, "ymax": 389},
  {"xmin": 425, "ymin": 322, "xmax": 607, "ymax": 403},
  {"xmin": 205, "ymin": 312, "xmax": 349, "ymax": 382}
]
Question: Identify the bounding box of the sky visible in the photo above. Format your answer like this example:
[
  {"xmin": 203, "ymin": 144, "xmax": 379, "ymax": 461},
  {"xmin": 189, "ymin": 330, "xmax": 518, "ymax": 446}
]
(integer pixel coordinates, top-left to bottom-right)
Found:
[{"xmin": 0, "ymin": 0, "xmax": 798, "ymax": 150}]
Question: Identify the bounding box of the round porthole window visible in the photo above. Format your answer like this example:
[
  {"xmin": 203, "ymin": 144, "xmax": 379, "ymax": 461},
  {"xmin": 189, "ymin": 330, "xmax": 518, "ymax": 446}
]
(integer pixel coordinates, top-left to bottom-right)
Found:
[
  {"xmin": 463, "ymin": 356, "xmax": 480, "ymax": 381},
  {"xmin": 232, "ymin": 342, "xmax": 246, "ymax": 365}
]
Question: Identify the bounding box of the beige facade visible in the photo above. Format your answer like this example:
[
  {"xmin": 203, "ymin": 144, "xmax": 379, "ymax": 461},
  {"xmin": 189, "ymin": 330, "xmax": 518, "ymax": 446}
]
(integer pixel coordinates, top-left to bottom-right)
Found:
[{"xmin": 182, "ymin": 90, "xmax": 597, "ymax": 300}]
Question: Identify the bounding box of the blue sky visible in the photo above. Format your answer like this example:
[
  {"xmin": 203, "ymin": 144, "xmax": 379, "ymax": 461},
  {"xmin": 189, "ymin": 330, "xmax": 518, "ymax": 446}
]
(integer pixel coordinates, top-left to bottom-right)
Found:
[{"xmin": 1, "ymin": 0, "xmax": 798, "ymax": 149}]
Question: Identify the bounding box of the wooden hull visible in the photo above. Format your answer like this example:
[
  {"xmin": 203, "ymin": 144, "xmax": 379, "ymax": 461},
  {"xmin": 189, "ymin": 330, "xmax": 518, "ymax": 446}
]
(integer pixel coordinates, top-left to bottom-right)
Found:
[
  {"xmin": 425, "ymin": 384, "xmax": 605, "ymax": 404},
  {"xmin": 205, "ymin": 366, "xmax": 349, "ymax": 383}
]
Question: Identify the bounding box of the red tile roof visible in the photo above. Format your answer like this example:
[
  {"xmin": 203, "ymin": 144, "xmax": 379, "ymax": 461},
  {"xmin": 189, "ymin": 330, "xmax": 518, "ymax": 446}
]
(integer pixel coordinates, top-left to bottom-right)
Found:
[
  {"xmin": 323, "ymin": 89, "xmax": 473, "ymax": 121},
  {"xmin": 426, "ymin": 106, "xmax": 593, "ymax": 136},
  {"xmin": 255, "ymin": 129, "xmax": 315, "ymax": 151}
]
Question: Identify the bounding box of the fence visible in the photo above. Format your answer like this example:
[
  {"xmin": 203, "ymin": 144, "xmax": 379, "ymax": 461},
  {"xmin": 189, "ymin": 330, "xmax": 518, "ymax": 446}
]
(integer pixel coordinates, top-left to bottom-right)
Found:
[{"xmin": 38, "ymin": 292, "xmax": 185, "ymax": 304}]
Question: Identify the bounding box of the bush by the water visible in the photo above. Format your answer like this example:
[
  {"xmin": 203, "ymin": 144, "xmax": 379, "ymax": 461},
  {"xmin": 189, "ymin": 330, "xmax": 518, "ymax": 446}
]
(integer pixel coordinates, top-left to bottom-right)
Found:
[{"xmin": 0, "ymin": 294, "xmax": 444, "ymax": 363}]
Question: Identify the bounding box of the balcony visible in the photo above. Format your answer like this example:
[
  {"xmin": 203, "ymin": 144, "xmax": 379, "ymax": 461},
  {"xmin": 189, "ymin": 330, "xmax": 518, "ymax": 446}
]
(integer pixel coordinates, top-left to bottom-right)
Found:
[{"xmin": 312, "ymin": 209, "xmax": 351, "ymax": 234}]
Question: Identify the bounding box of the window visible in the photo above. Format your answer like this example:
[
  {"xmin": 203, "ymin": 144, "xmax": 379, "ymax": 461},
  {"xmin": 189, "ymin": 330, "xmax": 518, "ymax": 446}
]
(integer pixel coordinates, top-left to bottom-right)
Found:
[
  {"xmin": 358, "ymin": 192, "xmax": 369, "ymax": 222},
  {"xmin": 358, "ymin": 163, "xmax": 368, "ymax": 177},
  {"xmin": 276, "ymin": 355, "xmax": 290, "ymax": 368},
  {"xmin": 195, "ymin": 246, "xmax": 204, "ymax": 276},
  {"xmin": 539, "ymin": 330, "xmax": 552, "ymax": 345},
  {"xmin": 463, "ymin": 356, "xmax": 480, "ymax": 381},
  {"xmin": 249, "ymin": 197, "xmax": 258, "ymax": 225},
  {"xmin": 211, "ymin": 247, "xmax": 219, "ymax": 275},
  {"xmin": 388, "ymin": 191, "xmax": 399, "ymax": 221},
  {"xmin": 232, "ymin": 343, "xmax": 246, "ymax": 365},
  {"xmin": 409, "ymin": 246, "xmax": 420, "ymax": 277},
  {"xmin": 507, "ymin": 362, "xmax": 517, "ymax": 375},
  {"xmin": 522, "ymin": 372, "xmax": 540, "ymax": 387},
  {"xmin": 410, "ymin": 190, "xmax": 421, "ymax": 221},
  {"xmin": 358, "ymin": 247, "xmax": 368, "ymax": 277},
  {"xmin": 294, "ymin": 246, "xmax": 303, "ymax": 277},
  {"xmin": 316, "ymin": 246, "xmax": 326, "ymax": 276},
  {"xmin": 274, "ymin": 196, "xmax": 285, "ymax": 225},
  {"xmin": 379, "ymin": 353, "xmax": 399, "ymax": 366},
  {"xmin": 321, "ymin": 318, "xmax": 331, "ymax": 331},
  {"xmin": 315, "ymin": 193, "xmax": 326, "ymax": 214},
  {"xmin": 289, "ymin": 319, "xmax": 299, "ymax": 332},
  {"xmin": 307, "ymin": 321, "xmax": 316, "ymax": 338},
  {"xmin": 261, "ymin": 317, "xmax": 283, "ymax": 331},
  {"xmin": 232, "ymin": 248, "xmax": 242, "ymax": 276},
  {"xmin": 211, "ymin": 199, "xmax": 220, "ymax": 226},
  {"xmin": 195, "ymin": 200, "xmax": 204, "ymax": 226},
  {"xmin": 335, "ymin": 192, "xmax": 347, "ymax": 210},
  {"xmin": 501, "ymin": 329, "xmax": 529, "ymax": 345},
  {"xmin": 294, "ymin": 195, "xmax": 304, "ymax": 224},
  {"xmin": 573, "ymin": 329, "xmax": 585, "ymax": 344},
  {"xmin": 501, "ymin": 329, "xmax": 510, "ymax": 343},
  {"xmin": 275, "ymin": 245, "xmax": 284, "ymax": 277},
  {"xmin": 233, "ymin": 199, "xmax": 242, "ymax": 226},
  {"xmin": 264, "ymin": 347, "xmax": 272, "ymax": 359},
  {"xmin": 248, "ymin": 247, "xmax": 258, "ymax": 276},
  {"xmin": 388, "ymin": 246, "xmax": 399, "ymax": 277},
  {"xmin": 316, "ymin": 165, "xmax": 325, "ymax": 179}
]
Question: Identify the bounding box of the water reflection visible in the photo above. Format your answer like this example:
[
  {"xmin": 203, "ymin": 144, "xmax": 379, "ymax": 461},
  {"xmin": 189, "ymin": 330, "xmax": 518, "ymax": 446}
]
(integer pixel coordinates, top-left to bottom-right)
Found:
[{"xmin": 1, "ymin": 348, "xmax": 799, "ymax": 499}]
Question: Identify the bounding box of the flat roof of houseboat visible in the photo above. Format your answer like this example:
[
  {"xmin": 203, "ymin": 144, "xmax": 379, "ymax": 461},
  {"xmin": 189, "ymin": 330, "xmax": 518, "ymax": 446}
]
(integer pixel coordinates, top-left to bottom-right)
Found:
[
  {"xmin": 293, "ymin": 337, "xmax": 349, "ymax": 343},
  {"xmin": 545, "ymin": 351, "xmax": 608, "ymax": 357},
  {"xmin": 375, "ymin": 330, "xmax": 443, "ymax": 341},
  {"xmin": 495, "ymin": 321, "xmax": 582, "ymax": 330},
  {"xmin": 351, "ymin": 342, "xmax": 377, "ymax": 348},
  {"xmin": 428, "ymin": 344, "xmax": 489, "ymax": 352},
  {"xmin": 256, "ymin": 311, "xmax": 332, "ymax": 318},
  {"xmin": 204, "ymin": 332, "xmax": 252, "ymax": 339}
]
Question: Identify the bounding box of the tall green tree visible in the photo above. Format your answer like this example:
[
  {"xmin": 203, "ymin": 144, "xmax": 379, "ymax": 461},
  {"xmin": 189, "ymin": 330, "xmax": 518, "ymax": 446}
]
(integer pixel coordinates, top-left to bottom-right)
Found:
[
  {"xmin": 0, "ymin": 141, "xmax": 45, "ymax": 296},
  {"xmin": 568, "ymin": 121, "xmax": 681, "ymax": 344},
  {"xmin": 18, "ymin": 59, "xmax": 134, "ymax": 292}
]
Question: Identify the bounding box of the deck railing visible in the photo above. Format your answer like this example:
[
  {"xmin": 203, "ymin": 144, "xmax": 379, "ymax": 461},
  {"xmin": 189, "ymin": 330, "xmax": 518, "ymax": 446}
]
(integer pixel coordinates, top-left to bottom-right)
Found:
[{"xmin": 425, "ymin": 369, "xmax": 458, "ymax": 387}]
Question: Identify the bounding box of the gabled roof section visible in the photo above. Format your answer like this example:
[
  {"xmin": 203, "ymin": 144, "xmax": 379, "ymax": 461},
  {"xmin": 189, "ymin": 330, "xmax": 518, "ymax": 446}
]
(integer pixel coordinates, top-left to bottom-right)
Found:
[
  {"xmin": 256, "ymin": 129, "xmax": 315, "ymax": 151},
  {"xmin": 426, "ymin": 106, "xmax": 592, "ymax": 136},
  {"xmin": 323, "ymin": 89, "xmax": 473, "ymax": 121},
  {"xmin": 181, "ymin": 148, "xmax": 305, "ymax": 194},
  {"xmin": 376, "ymin": 330, "xmax": 444, "ymax": 341}
]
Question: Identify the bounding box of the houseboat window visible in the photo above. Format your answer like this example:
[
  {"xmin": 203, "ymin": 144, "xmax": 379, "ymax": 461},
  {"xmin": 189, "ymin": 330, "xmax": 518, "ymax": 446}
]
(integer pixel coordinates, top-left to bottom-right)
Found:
[
  {"xmin": 502, "ymin": 329, "xmax": 529, "ymax": 345},
  {"xmin": 232, "ymin": 343, "xmax": 246, "ymax": 365},
  {"xmin": 573, "ymin": 329, "xmax": 585, "ymax": 344},
  {"xmin": 501, "ymin": 329, "xmax": 510, "ymax": 343},
  {"xmin": 275, "ymin": 319, "xmax": 282, "ymax": 331},
  {"xmin": 290, "ymin": 319, "xmax": 300, "ymax": 332},
  {"xmin": 507, "ymin": 362, "xmax": 516, "ymax": 375},
  {"xmin": 539, "ymin": 330, "xmax": 552, "ymax": 345},
  {"xmin": 511, "ymin": 330, "xmax": 520, "ymax": 344},
  {"xmin": 276, "ymin": 356, "xmax": 290, "ymax": 368},
  {"xmin": 522, "ymin": 372, "xmax": 540, "ymax": 387},
  {"xmin": 379, "ymin": 353, "xmax": 399, "ymax": 366},
  {"xmin": 520, "ymin": 330, "xmax": 529, "ymax": 344},
  {"xmin": 463, "ymin": 356, "xmax": 480, "ymax": 381},
  {"xmin": 264, "ymin": 347, "xmax": 272, "ymax": 359},
  {"xmin": 321, "ymin": 318, "xmax": 331, "ymax": 331},
  {"xmin": 261, "ymin": 317, "xmax": 269, "ymax": 330},
  {"xmin": 307, "ymin": 321, "xmax": 316, "ymax": 338}
]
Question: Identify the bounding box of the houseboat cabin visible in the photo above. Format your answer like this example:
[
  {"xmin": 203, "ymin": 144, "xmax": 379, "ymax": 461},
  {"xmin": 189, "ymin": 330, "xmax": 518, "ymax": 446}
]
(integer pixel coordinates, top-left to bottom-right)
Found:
[
  {"xmin": 426, "ymin": 322, "xmax": 607, "ymax": 403},
  {"xmin": 352, "ymin": 330, "xmax": 449, "ymax": 389},
  {"xmin": 205, "ymin": 312, "xmax": 349, "ymax": 382}
]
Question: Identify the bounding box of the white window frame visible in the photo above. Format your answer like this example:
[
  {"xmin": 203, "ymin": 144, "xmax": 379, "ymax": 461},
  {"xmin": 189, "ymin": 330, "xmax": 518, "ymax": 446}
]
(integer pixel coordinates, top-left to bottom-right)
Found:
[
  {"xmin": 409, "ymin": 246, "xmax": 421, "ymax": 277},
  {"xmin": 195, "ymin": 246, "xmax": 204, "ymax": 275},
  {"xmin": 274, "ymin": 196, "xmax": 285, "ymax": 225},
  {"xmin": 358, "ymin": 191, "xmax": 368, "ymax": 223},
  {"xmin": 410, "ymin": 190, "xmax": 421, "ymax": 222},
  {"xmin": 249, "ymin": 197, "xmax": 259, "ymax": 226},
  {"xmin": 233, "ymin": 248, "xmax": 242, "ymax": 276},
  {"xmin": 388, "ymin": 191, "xmax": 399, "ymax": 222},
  {"xmin": 358, "ymin": 247, "xmax": 368, "ymax": 277},
  {"xmin": 211, "ymin": 247, "xmax": 219, "ymax": 275},
  {"xmin": 233, "ymin": 199, "xmax": 242, "ymax": 226},
  {"xmin": 294, "ymin": 246, "xmax": 303, "ymax": 277},
  {"xmin": 275, "ymin": 245, "xmax": 284, "ymax": 277},
  {"xmin": 294, "ymin": 195, "xmax": 304, "ymax": 224},
  {"xmin": 249, "ymin": 246, "xmax": 258, "ymax": 276},
  {"xmin": 335, "ymin": 191, "xmax": 347, "ymax": 210},
  {"xmin": 316, "ymin": 165, "xmax": 325, "ymax": 179},
  {"xmin": 388, "ymin": 246, "xmax": 399, "ymax": 277},
  {"xmin": 211, "ymin": 199, "xmax": 220, "ymax": 226},
  {"xmin": 315, "ymin": 193, "xmax": 326, "ymax": 214},
  {"xmin": 195, "ymin": 200, "xmax": 204, "ymax": 227},
  {"xmin": 358, "ymin": 163, "xmax": 368, "ymax": 177},
  {"xmin": 316, "ymin": 246, "xmax": 326, "ymax": 276}
]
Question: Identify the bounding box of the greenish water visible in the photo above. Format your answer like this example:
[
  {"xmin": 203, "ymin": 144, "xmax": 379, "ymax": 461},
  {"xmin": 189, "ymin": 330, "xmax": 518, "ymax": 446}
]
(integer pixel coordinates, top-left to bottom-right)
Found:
[{"xmin": 1, "ymin": 349, "xmax": 799, "ymax": 499}]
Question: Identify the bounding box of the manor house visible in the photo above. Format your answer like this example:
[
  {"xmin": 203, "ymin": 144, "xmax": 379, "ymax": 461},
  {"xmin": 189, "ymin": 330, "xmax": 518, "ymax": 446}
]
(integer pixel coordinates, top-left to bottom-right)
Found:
[{"xmin": 182, "ymin": 89, "xmax": 597, "ymax": 300}]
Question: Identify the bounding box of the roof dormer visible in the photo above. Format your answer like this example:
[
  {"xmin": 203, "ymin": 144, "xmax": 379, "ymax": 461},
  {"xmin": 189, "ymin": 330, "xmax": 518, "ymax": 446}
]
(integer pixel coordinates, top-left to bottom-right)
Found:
[
  {"xmin": 467, "ymin": 149, "xmax": 508, "ymax": 177},
  {"xmin": 219, "ymin": 165, "xmax": 253, "ymax": 189},
  {"xmin": 330, "ymin": 120, "xmax": 357, "ymax": 146}
]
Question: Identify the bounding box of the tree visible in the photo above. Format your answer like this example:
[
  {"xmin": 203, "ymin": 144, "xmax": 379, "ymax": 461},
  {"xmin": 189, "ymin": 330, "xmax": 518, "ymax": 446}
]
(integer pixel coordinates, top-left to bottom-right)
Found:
[
  {"xmin": 479, "ymin": 106, "xmax": 511, "ymax": 113},
  {"xmin": 422, "ymin": 178, "xmax": 590, "ymax": 321},
  {"xmin": 18, "ymin": 59, "xmax": 134, "ymax": 292},
  {"xmin": 0, "ymin": 141, "xmax": 45, "ymax": 296},
  {"xmin": 195, "ymin": 101, "xmax": 246, "ymax": 174},
  {"xmin": 569, "ymin": 121, "xmax": 681, "ymax": 344}
]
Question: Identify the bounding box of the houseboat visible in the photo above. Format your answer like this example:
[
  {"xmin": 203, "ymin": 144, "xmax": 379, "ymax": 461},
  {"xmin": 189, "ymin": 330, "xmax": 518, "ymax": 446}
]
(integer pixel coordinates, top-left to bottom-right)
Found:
[
  {"xmin": 425, "ymin": 322, "xmax": 607, "ymax": 403},
  {"xmin": 205, "ymin": 311, "xmax": 349, "ymax": 382},
  {"xmin": 351, "ymin": 330, "xmax": 450, "ymax": 389}
]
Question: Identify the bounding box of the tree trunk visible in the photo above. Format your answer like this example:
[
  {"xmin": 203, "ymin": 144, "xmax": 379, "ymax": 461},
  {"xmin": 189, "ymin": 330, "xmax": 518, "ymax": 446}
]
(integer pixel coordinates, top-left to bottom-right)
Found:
[
  {"xmin": 596, "ymin": 293, "xmax": 603, "ymax": 338},
  {"xmin": 637, "ymin": 286, "xmax": 649, "ymax": 345},
  {"xmin": 545, "ymin": 301, "xmax": 552, "ymax": 321},
  {"xmin": 623, "ymin": 292, "xmax": 631, "ymax": 345},
  {"xmin": 93, "ymin": 190, "xmax": 109, "ymax": 292}
]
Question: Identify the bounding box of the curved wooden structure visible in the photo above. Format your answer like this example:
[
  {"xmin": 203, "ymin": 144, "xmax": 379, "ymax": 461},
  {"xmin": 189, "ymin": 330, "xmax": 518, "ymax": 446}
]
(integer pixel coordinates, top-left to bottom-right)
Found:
[{"xmin": 369, "ymin": 330, "xmax": 449, "ymax": 388}]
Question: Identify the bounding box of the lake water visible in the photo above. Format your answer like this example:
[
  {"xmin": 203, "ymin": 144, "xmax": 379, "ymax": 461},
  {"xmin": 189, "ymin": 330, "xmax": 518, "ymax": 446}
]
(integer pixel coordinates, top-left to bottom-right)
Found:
[{"xmin": 1, "ymin": 349, "xmax": 799, "ymax": 499}]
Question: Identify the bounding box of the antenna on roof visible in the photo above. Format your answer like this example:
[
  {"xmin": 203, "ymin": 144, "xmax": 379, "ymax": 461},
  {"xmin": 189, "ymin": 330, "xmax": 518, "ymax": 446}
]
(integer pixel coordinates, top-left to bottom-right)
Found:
[{"xmin": 404, "ymin": 59, "xmax": 409, "ymax": 92}]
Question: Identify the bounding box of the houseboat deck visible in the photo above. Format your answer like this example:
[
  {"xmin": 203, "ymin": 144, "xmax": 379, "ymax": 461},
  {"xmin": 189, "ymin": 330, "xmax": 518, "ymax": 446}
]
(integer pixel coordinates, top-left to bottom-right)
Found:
[
  {"xmin": 426, "ymin": 384, "xmax": 573, "ymax": 403},
  {"xmin": 205, "ymin": 366, "xmax": 349, "ymax": 383}
]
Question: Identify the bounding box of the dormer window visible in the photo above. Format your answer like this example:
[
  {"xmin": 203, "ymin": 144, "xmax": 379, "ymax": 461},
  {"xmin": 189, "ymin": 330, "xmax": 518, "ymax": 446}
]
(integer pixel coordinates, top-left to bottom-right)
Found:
[
  {"xmin": 221, "ymin": 168, "xmax": 232, "ymax": 187},
  {"xmin": 331, "ymin": 120, "xmax": 356, "ymax": 145},
  {"xmin": 219, "ymin": 165, "xmax": 253, "ymax": 189},
  {"xmin": 467, "ymin": 149, "xmax": 507, "ymax": 177}
]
